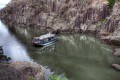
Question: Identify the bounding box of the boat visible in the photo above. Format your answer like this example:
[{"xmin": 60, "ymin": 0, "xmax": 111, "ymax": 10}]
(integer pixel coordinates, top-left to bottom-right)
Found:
[{"xmin": 32, "ymin": 33, "xmax": 57, "ymax": 46}]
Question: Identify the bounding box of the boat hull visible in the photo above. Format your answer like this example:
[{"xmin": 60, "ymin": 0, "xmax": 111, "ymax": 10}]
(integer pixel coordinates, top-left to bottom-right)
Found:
[{"xmin": 32, "ymin": 39, "xmax": 57, "ymax": 47}]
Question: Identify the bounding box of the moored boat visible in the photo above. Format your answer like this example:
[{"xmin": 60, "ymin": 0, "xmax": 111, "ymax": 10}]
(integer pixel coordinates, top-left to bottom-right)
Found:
[{"xmin": 32, "ymin": 33, "xmax": 57, "ymax": 46}]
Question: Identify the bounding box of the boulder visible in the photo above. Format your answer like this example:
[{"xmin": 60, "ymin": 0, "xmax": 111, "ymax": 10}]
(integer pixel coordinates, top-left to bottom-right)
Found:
[
  {"xmin": 0, "ymin": 61, "xmax": 44, "ymax": 80},
  {"xmin": 112, "ymin": 64, "xmax": 120, "ymax": 71},
  {"xmin": 113, "ymin": 48, "xmax": 120, "ymax": 56}
]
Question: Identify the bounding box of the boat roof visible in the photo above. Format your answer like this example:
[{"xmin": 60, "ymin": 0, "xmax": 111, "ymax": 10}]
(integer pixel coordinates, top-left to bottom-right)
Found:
[{"xmin": 34, "ymin": 33, "xmax": 55, "ymax": 40}]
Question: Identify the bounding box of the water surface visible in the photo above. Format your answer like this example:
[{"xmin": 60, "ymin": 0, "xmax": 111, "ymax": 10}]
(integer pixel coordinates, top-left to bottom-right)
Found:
[{"xmin": 1, "ymin": 21, "xmax": 120, "ymax": 80}]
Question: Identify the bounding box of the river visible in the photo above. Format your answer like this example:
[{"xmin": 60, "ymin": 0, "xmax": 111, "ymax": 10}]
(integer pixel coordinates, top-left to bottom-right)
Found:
[{"xmin": 0, "ymin": 20, "xmax": 120, "ymax": 80}]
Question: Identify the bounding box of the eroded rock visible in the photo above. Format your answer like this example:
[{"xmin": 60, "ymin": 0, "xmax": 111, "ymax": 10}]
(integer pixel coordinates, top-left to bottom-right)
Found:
[
  {"xmin": 0, "ymin": 0, "xmax": 110, "ymax": 32},
  {"xmin": 100, "ymin": 0, "xmax": 120, "ymax": 46},
  {"xmin": 0, "ymin": 61, "xmax": 44, "ymax": 80}
]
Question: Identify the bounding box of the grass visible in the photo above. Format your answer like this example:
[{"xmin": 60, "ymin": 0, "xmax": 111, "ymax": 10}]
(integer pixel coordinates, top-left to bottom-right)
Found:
[
  {"xmin": 49, "ymin": 75, "xmax": 68, "ymax": 80},
  {"xmin": 107, "ymin": 0, "xmax": 116, "ymax": 9}
]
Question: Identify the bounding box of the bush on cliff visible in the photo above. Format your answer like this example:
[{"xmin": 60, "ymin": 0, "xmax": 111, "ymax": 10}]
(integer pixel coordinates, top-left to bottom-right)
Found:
[
  {"xmin": 0, "ymin": 47, "xmax": 11, "ymax": 63},
  {"xmin": 108, "ymin": 0, "xmax": 116, "ymax": 9}
]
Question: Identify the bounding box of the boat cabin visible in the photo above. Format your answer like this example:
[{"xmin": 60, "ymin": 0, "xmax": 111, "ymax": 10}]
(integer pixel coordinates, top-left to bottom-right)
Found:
[{"xmin": 32, "ymin": 33, "xmax": 56, "ymax": 46}]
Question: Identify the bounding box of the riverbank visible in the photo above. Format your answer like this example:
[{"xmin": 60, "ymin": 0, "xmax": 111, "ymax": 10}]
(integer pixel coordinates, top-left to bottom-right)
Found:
[{"xmin": 0, "ymin": 61, "xmax": 44, "ymax": 80}]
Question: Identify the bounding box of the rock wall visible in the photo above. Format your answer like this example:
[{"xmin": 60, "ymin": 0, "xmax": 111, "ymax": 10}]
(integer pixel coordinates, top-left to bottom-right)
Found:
[
  {"xmin": 0, "ymin": 0, "xmax": 110, "ymax": 31},
  {"xmin": 100, "ymin": 0, "xmax": 120, "ymax": 45}
]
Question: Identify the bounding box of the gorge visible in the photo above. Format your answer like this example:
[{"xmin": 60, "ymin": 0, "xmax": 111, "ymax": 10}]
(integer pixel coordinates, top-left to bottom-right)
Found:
[{"xmin": 0, "ymin": 0, "xmax": 120, "ymax": 80}]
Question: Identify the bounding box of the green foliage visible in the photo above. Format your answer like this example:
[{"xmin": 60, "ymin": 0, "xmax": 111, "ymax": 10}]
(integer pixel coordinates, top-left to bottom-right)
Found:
[
  {"xmin": 107, "ymin": 0, "xmax": 116, "ymax": 9},
  {"xmin": 49, "ymin": 75, "xmax": 68, "ymax": 80},
  {"xmin": 28, "ymin": 76, "xmax": 35, "ymax": 80},
  {"xmin": 99, "ymin": 19, "xmax": 107, "ymax": 23},
  {"xmin": 0, "ymin": 46, "xmax": 11, "ymax": 63}
]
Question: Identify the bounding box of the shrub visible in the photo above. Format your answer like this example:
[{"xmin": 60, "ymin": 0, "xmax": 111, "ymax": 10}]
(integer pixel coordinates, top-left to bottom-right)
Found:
[
  {"xmin": 49, "ymin": 75, "xmax": 68, "ymax": 80},
  {"xmin": 28, "ymin": 76, "xmax": 35, "ymax": 80},
  {"xmin": 0, "ymin": 46, "xmax": 11, "ymax": 63},
  {"xmin": 108, "ymin": 0, "xmax": 116, "ymax": 9}
]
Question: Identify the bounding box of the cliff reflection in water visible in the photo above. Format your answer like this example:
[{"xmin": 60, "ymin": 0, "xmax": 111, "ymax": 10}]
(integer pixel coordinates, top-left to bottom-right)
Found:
[
  {"xmin": 0, "ymin": 21, "xmax": 31, "ymax": 61},
  {"xmin": 8, "ymin": 25, "xmax": 120, "ymax": 80}
]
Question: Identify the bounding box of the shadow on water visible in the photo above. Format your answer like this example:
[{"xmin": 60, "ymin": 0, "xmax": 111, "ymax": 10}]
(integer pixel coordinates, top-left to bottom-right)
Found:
[{"xmin": 1, "ymin": 21, "xmax": 120, "ymax": 80}]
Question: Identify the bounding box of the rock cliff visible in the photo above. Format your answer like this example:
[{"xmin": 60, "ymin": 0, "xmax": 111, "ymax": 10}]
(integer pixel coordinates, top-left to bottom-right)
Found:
[
  {"xmin": 101, "ymin": 0, "xmax": 120, "ymax": 45},
  {"xmin": 0, "ymin": 61, "xmax": 44, "ymax": 80},
  {"xmin": 0, "ymin": 0, "xmax": 110, "ymax": 32}
]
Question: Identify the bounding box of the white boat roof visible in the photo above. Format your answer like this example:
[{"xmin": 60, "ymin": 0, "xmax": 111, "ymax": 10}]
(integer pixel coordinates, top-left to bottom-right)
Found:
[{"xmin": 34, "ymin": 33, "xmax": 55, "ymax": 40}]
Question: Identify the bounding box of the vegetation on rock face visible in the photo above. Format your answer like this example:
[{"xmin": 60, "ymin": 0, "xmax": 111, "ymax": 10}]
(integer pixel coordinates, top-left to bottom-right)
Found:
[
  {"xmin": 108, "ymin": 0, "xmax": 116, "ymax": 9},
  {"xmin": 28, "ymin": 76, "xmax": 35, "ymax": 80},
  {"xmin": 49, "ymin": 75, "xmax": 68, "ymax": 80},
  {"xmin": 0, "ymin": 47, "xmax": 11, "ymax": 63}
]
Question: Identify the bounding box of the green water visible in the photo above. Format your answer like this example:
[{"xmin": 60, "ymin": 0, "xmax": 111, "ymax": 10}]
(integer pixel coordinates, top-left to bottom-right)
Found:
[
  {"xmin": 30, "ymin": 34, "xmax": 120, "ymax": 80},
  {"xmin": 1, "ymin": 22, "xmax": 120, "ymax": 80}
]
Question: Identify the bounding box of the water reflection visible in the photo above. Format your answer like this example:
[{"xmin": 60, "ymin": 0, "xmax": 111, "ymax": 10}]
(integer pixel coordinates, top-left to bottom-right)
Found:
[
  {"xmin": 0, "ymin": 21, "xmax": 31, "ymax": 61},
  {"xmin": 34, "ymin": 34, "xmax": 120, "ymax": 80},
  {"xmin": 35, "ymin": 43, "xmax": 55, "ymax": 54},
  {"xmin": 8, "ymin": 25, "xmax": 120, "ymax": 80}
]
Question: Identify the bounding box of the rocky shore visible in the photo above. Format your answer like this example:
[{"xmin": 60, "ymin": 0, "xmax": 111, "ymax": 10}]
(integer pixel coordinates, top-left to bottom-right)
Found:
[
  {"xmin": 0, "ymin": 0, "xmax": 120, "ymax": 72},
  {"xmin": 0, "ymin": 61, "xmax": 44, "ymax": 80}
]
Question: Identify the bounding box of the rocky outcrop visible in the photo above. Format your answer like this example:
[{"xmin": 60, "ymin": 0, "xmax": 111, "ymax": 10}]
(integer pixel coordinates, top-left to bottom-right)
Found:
[
  {"xmin": 112, "ymin": 64, "xmax": 120, "ymax": 71},
  {"xmin": 113, "ymin": 48, "xmax": 120, "ymax": 56},
  {"xmin": 100, "ymin": 0, "xmax": 120, "ymax": 45},
  {"xmin": 0, "ymin": 61, "xmax": 44, "ymax": 80}
]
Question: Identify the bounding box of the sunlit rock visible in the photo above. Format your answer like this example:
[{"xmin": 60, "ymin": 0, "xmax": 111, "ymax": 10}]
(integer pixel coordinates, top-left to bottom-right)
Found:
[{"xmin": 0, "ymin": 0, "xmax": 110, "ymax": 32}]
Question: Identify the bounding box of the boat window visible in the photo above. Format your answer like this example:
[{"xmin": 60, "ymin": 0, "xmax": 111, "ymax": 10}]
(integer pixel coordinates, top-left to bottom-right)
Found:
[
  {"xmin": 44, "ymin": 38, "xmax": 49, "ymax": 42},
  {"xmin": 34, "ymin": 39, "xmax": 39, "ymax": 42},
  {"xmin": 48, "ymin": 37, "xmax": 51, "ymax": 41},
  {"xmin": 40, "ymin": 40, "xmax": 44, "ymax": 43}
]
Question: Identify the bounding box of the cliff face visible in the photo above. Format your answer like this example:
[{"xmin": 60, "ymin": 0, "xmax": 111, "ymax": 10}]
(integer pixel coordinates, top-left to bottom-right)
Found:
[
  {"xmin": 101, "ymin": 0, "xmax": 120, "ymax": 45},
  {"xmin": 0, "ymin": 0, "xmax": 110, "ymax": 31}
]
